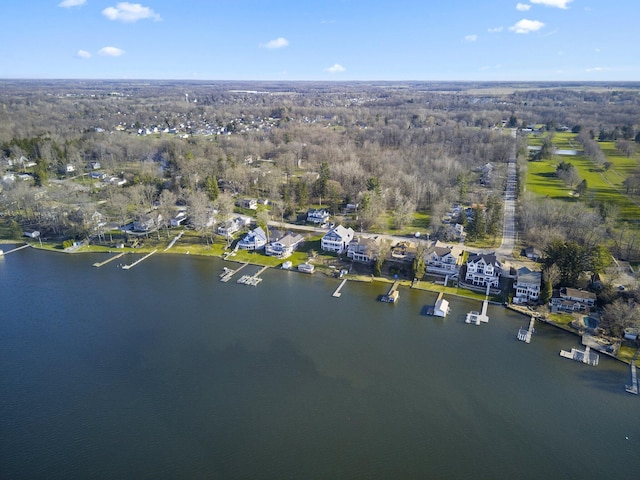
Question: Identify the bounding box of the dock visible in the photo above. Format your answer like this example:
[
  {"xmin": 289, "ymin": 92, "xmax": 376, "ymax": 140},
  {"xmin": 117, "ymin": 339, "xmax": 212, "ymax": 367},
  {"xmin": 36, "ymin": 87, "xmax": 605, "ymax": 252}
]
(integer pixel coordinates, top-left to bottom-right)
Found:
[
  {"xmin": 121, "ymin": 249, "xmax": 157, "ymax": 270},
  {"xmin": 517, "ymin": 317, "xmax": 536, "ymax": 343},
  {"xmin": 332, "ymin": 278, "xmax": 347, "ymax": 298},
  {"xmin": 237, "ymin": 265, "xmax": 269, "ymax": 287},
  {"xmin": 380, "ymin": 280, "xmax": 400, "ymax": 303},
  {"xmin": 0, "ymin": 244, "xmax": 30, "ymax": 255},
  {"xmin": 93, "ymin": 251, "xmax": 125, "ymax": 267},
  {"xmin": 220, "ymin": 262, "xmax": 248, "ymax": 282},
  {"xmin": 559, "ymin": 346, "xmax": 599, "ymax": 366},
  {"xmin": 465, "ymin": 285, "xmax": 490, "ymax": 325},
  {"xmin": 625, "ymin": 361, "xmax": 638, "ymax": 395}
]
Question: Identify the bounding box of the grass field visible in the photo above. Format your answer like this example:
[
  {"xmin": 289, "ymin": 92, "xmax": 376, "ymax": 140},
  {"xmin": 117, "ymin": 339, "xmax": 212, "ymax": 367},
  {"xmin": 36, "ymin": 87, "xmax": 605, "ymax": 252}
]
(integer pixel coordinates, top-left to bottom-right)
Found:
[{"xmin": 525, "ymin": 133, "xmax": 640, "ymax": 221}]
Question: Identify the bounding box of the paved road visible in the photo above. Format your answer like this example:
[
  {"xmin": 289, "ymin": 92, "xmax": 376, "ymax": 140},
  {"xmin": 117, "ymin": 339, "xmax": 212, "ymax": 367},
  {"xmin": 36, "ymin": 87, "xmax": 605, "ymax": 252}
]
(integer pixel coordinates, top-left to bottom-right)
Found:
[{"xmin": 495, "ymin": 129, "xmax": 518, "ymax": 261}]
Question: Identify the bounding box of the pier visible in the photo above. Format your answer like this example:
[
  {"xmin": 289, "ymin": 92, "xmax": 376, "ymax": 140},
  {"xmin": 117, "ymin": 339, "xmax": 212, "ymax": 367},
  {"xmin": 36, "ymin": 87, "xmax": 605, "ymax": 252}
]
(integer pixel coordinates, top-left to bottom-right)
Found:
[
  {"xmin": 517, "ymin": 317, "xmax": 536, "ymax": 343},
  {"xmin": 465, "ymin": 284, "xmax": 491, "ymax": 325},
  {"xmin": 220, "ymin": 262, "xmax": 248, "ymax": 282},
  {"xmin": 332, "ymin": 278, "xmax": 347, "ymax": 298},
  {"xmin": 237, "ymin": 265, "xmax": 269, "ymax": 287},
  {"xmin": 380, "ymin": 280, "xmax": 400, "ymax": 303},
  {"xmin": 626, "ymin": 350, "xmax": 639, "ymax": 394},
  {"xmin": 92, "ymin": 251, "xmax": 125, "ymax": 267},
  {"xmin": 559, "ymin": 345, "xmax": 599, "ymax": 366},
  {"xmin": 0, "ymin": 244, "xmax": 30, "ymax": 255},
  {"xmin": 121, "ymin": 249, "xmax": 157, "ymax": 270}
]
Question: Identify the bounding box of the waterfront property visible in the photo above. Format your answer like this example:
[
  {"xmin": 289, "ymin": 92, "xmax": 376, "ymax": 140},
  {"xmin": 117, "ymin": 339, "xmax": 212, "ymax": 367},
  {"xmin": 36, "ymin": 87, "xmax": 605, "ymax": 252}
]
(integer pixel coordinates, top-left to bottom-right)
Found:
[
  {"xmin": 237, "ymin": 226, "xmax": 268, "ymax": 251},
  {"xmin": 464, "ymin": 252, "xmax": 501, "ymax": 288},
  {"xmin": 298, "ymin": 262, "xmax": 315, "ymax": 273},
  {"xmin": 513, "ymin": 267, "xmax": 541, "ymax": 304},
  {"xmin": 265, "ymin": 231, "xmax": 304, "ymax": 259},
  {"xmin": 560, "ymin": 346, "xmax": 599, "ymax": 366},
  {"xmin": 424, "ymin": 241, "xmax": 463, "ymax": 277},
  {"xmin": 346, "ymin": 235, "xmax": 380, "ymax": 264},
  {"xmin": 306, "ymin": 208, "xmax": 330, "ymax": 225},
  {"xmin": 380, "ymin": 280, "xmax": 400, "ymax": 303},
  {"xmin": 321, "ymin": 225, "xmax": 355, "ymax": 254},
  {"xmin": 550, "ymin": 287, "xmax": 596, "ymax": 313}
]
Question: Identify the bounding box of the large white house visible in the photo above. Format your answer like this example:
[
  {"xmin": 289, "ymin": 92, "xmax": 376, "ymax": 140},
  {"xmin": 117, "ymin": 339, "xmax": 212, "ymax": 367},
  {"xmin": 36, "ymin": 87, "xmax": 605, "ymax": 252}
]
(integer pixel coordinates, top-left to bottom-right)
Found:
[
  {"xmin": 347, "ymin": 235, "xmax": 380, "ymax": 263},
  {"xmin": 424, "ymin": 241, "xmax": 464, "ymax": 277},
  {"xmin": 307, "ymin": 208, "xmax": 330, "ymax": 225},
  {"xmin": 321, "ymin": 225, "xmax": 355, "ymax": 254},
  {"xmin": 265, "ymin": 231, "xmax": 304, "ymax": 258},
  {"xmin": 238, "ymin": 226, "xmax": 267, "ymax": 251},
  {"xmin": 550, "ymin": 287, "xmax": 596, "ymax": 313},
  {"xmin": 464, "ymin": 253, "xmax": 501, "ymax": 288},
  {"xmin": 513, "ymin": 267, "xmax": 541, "ymax": 304}
]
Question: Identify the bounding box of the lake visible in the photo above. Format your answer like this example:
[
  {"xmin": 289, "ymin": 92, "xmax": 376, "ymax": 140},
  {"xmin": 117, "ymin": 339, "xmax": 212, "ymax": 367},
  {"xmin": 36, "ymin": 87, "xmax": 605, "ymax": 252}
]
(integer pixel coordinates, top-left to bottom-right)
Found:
[{"xmin": 1, "ymin": 246, "xmax": 638, "ymax": 479}]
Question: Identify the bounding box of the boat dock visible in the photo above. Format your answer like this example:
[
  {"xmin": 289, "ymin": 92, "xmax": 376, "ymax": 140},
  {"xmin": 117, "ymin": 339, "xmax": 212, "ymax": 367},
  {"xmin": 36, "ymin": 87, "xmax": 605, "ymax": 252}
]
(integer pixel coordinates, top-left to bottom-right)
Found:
[
  {"xmin": 465, "ymin": 285, "xmax": 490, "ymax": 325},
  {"xmin": 560, "ymin": 346, "xmax": 599, "ymax": 366},
  {"xmin": 220, "ymin": 262, "xmax": 248, "ymax": 282},
  {"xmin": 0, "ymin": 244, "xmax": 30, "ymax": 255},
  {"xmin": 92, "ymin": 251, "xmax": 125, "ymax": 267},
  {"xmin": 517, "ymin": 317, "xmax": 536, "ymax": 343},
  {"xmin": 332, "ymin": 278, "xmax": 347, "ymax": 298},
  {"xmin": 625, "ymin": 361, "xmax": 638, "ymax": 395},
  {"xmin": 380, "ymin": 280, "xmax": 400, "ymax": 303},
  {"xmin": 237, "ymin": 265, "xmax": 269, "ymax": 287},
  {"xmin": 121, "ymin": 249, "xmax": 157, "ymax": 270}
]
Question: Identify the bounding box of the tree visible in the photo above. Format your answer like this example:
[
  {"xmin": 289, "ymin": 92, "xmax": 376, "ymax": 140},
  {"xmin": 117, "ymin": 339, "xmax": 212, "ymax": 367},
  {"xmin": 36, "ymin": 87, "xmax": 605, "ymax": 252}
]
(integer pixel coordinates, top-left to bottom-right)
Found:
[
  {"xmin": 575, "ymin": 179, "xmax": 587, "ymax": 196},
  {"xmin": 412, "ymin": 242, "xmax": 426, "ymax": 279},
  {"xmin": 314, "ymin": 162, "xmax": 330, "ymax": 204},
  {"xmin": 204, "ymin": 176, "xmax": 220, "ymax": 201},
  {"xmin": 540, "ymin": 264, "xmax": 560, "ymax": 304},
  {"xmin": 543, "ymin": 240, "xmax": 588, "ymax": 287},
  {"xmin": 256, "ymin": 208, "xmax": 271, "ymax": 244}
]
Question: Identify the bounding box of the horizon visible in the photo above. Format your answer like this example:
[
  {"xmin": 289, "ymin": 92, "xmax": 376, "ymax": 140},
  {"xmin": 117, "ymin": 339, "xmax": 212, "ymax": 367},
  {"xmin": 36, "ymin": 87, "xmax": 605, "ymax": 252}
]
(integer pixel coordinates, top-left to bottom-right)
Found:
[{"xmin": 2, "ymin": 1, "xmax": 638, "ymax": 82}]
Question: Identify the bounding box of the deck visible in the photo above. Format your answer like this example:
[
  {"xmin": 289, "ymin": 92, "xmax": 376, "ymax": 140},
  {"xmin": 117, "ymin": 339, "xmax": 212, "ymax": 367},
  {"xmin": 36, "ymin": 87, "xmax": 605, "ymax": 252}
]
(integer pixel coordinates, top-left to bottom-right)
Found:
[{"xmin": 380, "ymin": 280, "xmax": 400, "ymax": 303}]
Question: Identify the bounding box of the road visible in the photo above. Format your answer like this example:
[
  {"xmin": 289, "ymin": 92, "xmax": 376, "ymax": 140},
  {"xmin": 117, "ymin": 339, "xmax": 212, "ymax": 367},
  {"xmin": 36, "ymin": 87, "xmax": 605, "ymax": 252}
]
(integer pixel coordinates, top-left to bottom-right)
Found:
[{"xmin": 495, "ymin": 129, "xmax": 518, "ymax": 261}]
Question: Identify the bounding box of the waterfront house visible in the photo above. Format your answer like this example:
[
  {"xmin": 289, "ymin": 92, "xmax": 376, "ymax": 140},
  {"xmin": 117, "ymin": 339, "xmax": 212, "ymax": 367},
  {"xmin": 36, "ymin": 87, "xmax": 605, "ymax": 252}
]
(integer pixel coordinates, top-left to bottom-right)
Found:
[
  {"xmin": 424, "ymin": 241, "xmax": 463, "ymax": 277},
  {"xmin": 217, "ymin": 217, "xmax": 241, "ymax": 237},
  {"xmin": 390, "ymin": 241, "xmax": 416, "ymax": 262},
  {"xmin": 321, "ymin": 225, "xmax": 355, "ymax": 254},
  {"xmin": 464, "ymin": 253, "xmax": 501, "ymax": 288},
  {"xmin": 307, "ymin": 208, "xmax": 330, "ymax": 225},
  {"xmin": 513, "ymin": 267, "xmax": 542, "ymax": 304},
  {"xmin": 347, "ymin": 235, "xmax": 380, "ymax": 264},
  {"xmin": 265, "ymin": 231, "xmax": 304, "ymax": 258},
  {"xmin": 170, "ymin": 211, "xmax": 188, "ymax": 227},
  {"xmin": 238, "ymin": 226, "xmax": 268, "ymax": 251},
  {"xmin": 550, "ymin": 287, "xmax": 596, "ymax": 313}
]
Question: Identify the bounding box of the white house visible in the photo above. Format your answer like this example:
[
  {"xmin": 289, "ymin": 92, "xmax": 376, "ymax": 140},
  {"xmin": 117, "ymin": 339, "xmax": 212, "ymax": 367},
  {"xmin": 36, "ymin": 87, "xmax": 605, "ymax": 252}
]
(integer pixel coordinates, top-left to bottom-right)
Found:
[
  {"xmin": 307, "ymin": 208, "xmax": 330, "ymax": 225},
  {"xmin": 238, "ymin": 226, "xmax": 268, "ymax": 251},
  {"xmin": 321, "ymin": 225, "xmax": 355, "ymax": 254},
  {"xmin": 265, "ymin": 232, "xmax": 304, "ymax": 258},
  {"xmin": 425, "ymin": 241, "xmax": 463, "ymax": 277},
  {"xmin": 464, "ymin": 253, "xmax": 501, "ymax": 288},
  {"xmin": 550, "ymin": 287, "xmax": 596, "ymax": 313},
  {"xmin": 217, "ymin": 218, "xmax": 241, "ymax": 237},
  {"xmin": 170, "ymin": 211, "xmax": 188, "ymax": 227},
  {"xmin": 236, "ymin": 198, "xmax": 258, "ymax": 210},
  {"xmin": 347, "ymin": 235, "xmax": 380, "ymax": 263},
  {"xmin": 513, "ymin": 267, "xmax": 541, "ymax": 304}
]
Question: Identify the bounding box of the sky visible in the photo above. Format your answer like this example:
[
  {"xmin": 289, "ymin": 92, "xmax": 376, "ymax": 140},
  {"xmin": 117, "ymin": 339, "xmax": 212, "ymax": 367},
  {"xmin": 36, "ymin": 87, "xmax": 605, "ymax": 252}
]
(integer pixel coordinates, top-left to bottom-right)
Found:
[{"xmin": 1, "ymin": 0, "xmax": 638, "ymax": 81}]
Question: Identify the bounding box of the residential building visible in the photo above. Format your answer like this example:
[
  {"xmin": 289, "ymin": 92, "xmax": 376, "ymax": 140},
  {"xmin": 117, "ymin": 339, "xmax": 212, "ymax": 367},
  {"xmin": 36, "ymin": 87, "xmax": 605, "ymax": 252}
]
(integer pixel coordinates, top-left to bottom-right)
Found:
[
  {"xmin": 265, "ymin": 232, "xmax": 304, "ymax": 258},
  {"xmin": 390, "ymin": 241, "xmax": 416, "ymax": 262},
  {"xmin": 236, "ymin": 198, "xmax": 258, "ymax": 210},
  {"xmin": 425, "ymin": 241, "xmax": 464, "ymax": 277},
  {"xmin": 550, "ymin": 287, "xmax": 596, "ymax": 313},
  {"xmin": 347, "ymin": 235, "xmax": 380, "ymax": 263},
  {"xmin": 465, "ymin": 253, "xmax": 501, "ymax": 288},
  {"xmin": 307, "ymin": 208, "xmax": 330, "ymax": 225},
  {"xmin": 217, "ymin": 218, "xmax": 241, "ymax": 237},
  {"xmin": 321, "ymin": 225, "xmax": 354, "ymax": 254},
  {"xmin": 513, "ymin": 267, "xmax": 542, "ymax": 304},
  {"xmin": 238, "ymin": 227, "xmax": 268, "ymax": 251}
]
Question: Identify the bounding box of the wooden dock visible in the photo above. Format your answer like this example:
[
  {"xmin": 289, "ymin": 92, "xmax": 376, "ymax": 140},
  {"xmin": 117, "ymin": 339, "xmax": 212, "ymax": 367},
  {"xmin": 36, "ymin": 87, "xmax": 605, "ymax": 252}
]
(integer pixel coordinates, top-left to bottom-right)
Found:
[
  {"xmin": 465, "ymin": 285, "xmax": 490, "ymax": 325},
  {"xmin": 625, "ymin": 361, "xmax": 638, "ymax": 395},
  {"xmin": 560, "ymin": 346, "xmax": 599, "ymax": 366},
  {"xmin": 92, "ymin": 251, "xmax": 125, "ymax": 267},
  {"xmin": 380, "ymin": 280, "xmax": 400, "ymax": 303},
  {"xmin": 332, "ymin": 279, "xmax": 347, "ymax": 298},
  {"xmin": 121, "ymin": 249, "xmax": 157, "ymax": 270},
  {"xmin": 0, "ymin": 244, "xmax": 30, "ymax": 255},
  {"xmin": 220, "ymin": 262, "xmax": 248, "ymax": 282},
  {"xmin": 237, "ymin": 265, "xmax": 269, "ymax": 287},
  {"xmin": 517, "ymin": 317, "xmax": 536, "ymax": 343}
]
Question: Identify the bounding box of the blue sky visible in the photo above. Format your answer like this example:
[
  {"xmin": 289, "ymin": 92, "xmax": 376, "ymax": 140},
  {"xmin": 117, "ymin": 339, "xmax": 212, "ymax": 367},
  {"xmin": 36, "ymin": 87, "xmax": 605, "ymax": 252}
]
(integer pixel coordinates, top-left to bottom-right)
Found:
[{"xmin": 1, "ymin": 0, "xmax": 638, "ymax": 81}]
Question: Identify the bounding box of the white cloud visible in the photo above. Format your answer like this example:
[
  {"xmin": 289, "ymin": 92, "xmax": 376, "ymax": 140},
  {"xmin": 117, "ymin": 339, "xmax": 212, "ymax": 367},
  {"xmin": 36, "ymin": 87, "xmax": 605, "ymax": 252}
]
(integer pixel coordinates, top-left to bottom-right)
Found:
[
  {"xmin": 488, "ymin": 26, "xmax": 503, "ymax": 33},
  {"xmin": 516, "ymin": 3, "xmax": 531, "ymax": 11},
  {"xmin": 102, "ymin": 3, "xmax": 161, "ymax": 22},
  {"xmin": 586, "ymin": 67, "xmax": 609, "ymax": 72},
  {"xmin": 58, "ymin": 0, "xmax": 86, "ymax": 7},
  {"xmin": 326, "ymin": 64, "xmax": 346, "ymax": 74},
  {"xmin": 464, "ymin": 34, "xmax": 478, "ymax": 42},
  {"xmin": 530, "ymin": 0, "xmax": 573, "ymax": 8},
  {"xmin": 76, "ymin": 50, "xmax": 92, "ymax": 59},
  {"xmin": 509, "ymin": 19, "xmax": 545, "ymax": 34},
  {"xmin": 260, "ymin": 37, "xmax": 289, "ymax": 49},
  {"xmin": 98, "ymin": 46, "xmax": 125, "ymax": 57}
]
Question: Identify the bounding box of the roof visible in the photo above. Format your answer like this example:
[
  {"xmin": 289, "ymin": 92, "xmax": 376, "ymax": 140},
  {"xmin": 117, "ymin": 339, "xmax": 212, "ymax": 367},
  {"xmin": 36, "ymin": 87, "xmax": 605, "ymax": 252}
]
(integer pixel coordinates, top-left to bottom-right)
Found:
[
  {"xmin": 468, "ymin": 252, "xmax": 499, "ymax": 266},
  {"xmin": 517, "ymin": 267, "xmax": 541, "ymax": 285}
]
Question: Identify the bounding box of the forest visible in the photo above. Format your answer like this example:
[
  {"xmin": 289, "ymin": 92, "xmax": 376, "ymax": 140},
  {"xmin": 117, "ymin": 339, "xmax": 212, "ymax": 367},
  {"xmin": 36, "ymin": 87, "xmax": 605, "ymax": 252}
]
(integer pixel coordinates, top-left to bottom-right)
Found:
[{"xmin": 2, "ymin": 80, "xmax": 640, "ymax": 335}]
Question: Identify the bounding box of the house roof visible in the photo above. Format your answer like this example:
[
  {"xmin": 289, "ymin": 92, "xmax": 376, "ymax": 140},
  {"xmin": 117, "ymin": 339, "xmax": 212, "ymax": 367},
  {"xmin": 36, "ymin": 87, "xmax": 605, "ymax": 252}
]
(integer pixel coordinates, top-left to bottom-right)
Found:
[
  {"xmin": 560, "ymin": 287, "xmax": 596, "ymax": 301},
  {"xmin": 324, "ymin": 225, "xmax": 354, "ymax": 241},
  {"xmin": 517, "ymin": 267, "xmax": 541, "ymax": 285},
  {"xmin": 468, "ymin": 252, "xmax": 499, "ymax": 266}
]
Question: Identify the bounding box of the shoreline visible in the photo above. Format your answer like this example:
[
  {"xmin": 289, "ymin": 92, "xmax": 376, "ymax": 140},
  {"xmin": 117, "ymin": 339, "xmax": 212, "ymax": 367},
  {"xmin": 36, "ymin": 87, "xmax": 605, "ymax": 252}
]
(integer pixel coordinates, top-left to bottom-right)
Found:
[{"xmin": 4, "ymin": 238, "xmax": 637, "ymax": 365}]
